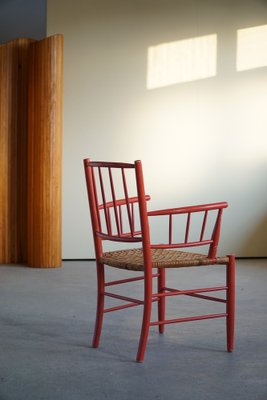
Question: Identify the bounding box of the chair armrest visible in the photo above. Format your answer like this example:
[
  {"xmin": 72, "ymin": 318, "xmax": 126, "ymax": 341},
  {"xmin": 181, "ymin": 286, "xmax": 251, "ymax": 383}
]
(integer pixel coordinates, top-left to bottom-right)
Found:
[
  {"xmin": 147, "ymin": 202, "xmax": 228, "ymax": 217},
  {"xmin": 99, "ymin": 195, "xmax": 151, "ymax": 210}
]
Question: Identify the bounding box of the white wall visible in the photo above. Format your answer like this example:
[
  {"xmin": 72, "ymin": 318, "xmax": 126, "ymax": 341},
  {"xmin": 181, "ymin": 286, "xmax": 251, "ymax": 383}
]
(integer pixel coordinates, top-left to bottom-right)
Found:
[{"xmin": 47, "ymin": 0, "xmax": 267, "ymax": 258}]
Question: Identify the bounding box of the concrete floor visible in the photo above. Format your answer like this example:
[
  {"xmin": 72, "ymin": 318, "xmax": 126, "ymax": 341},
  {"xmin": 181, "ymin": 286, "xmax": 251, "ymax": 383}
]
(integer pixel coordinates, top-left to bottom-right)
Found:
[{"xmin": 0, "ymin": 259, "xmax": 266, "ymax": 400}]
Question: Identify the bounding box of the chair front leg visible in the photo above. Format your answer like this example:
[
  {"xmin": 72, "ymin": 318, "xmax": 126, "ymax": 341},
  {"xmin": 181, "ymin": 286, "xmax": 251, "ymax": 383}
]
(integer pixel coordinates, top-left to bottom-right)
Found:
[
  {"xmin": 158, "ymin": 268, "xmax": 166, "ymax": 334},
  {"xmin": 136, "ymin": 270, "xmax": 153, "ymax": 362},
  {"xmin": 226, "ymin": 255, "xmax": 235, "ymax": 352},
  {"xmin": 92, "ymin": 261, "xmax": 105, "ymax": 348}
]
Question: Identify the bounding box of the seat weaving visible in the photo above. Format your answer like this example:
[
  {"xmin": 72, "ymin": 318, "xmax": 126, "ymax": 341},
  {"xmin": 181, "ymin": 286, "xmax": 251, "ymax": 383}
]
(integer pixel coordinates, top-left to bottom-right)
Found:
[{"xmin": 100, "ymin": 248, "xmax": 229, "ymax": 271}]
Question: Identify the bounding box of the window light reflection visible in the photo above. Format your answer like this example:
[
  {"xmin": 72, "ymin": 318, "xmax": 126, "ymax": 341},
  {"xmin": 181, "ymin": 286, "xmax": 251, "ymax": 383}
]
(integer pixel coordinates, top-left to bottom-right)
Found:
[
  {"xmin": 147, "ymin": 34, "xmax": 217, "ymax": 89},
  {"xmin": 236, "ymin": 24, "xmax": 267, "ymax": 71}
]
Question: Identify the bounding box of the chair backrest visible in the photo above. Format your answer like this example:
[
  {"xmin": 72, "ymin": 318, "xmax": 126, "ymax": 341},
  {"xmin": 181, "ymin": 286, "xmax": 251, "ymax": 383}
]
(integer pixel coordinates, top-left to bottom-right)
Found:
[{"xmin": 83, "ymin": 159, "xmax": 151, "ymax": 258}]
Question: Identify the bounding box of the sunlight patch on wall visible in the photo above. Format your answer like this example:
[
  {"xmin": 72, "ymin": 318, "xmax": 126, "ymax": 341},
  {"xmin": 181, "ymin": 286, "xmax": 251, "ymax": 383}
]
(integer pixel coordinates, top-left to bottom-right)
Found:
[
  {"xmin": 147, "ymin": 34, "xmax": 217, "ymax": 89},
  {"xmin": 236, "ymin": 24, "xmax": 267, "ymax": 71}
]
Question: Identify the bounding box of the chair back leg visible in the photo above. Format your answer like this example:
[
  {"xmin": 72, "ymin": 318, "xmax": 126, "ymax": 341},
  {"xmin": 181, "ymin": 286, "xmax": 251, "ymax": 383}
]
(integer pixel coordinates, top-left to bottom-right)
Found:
[
  {"xmin": 226, "ymin": 255, "xmax": 235, "ymax": 352},
  {"xmin": 157, "ymin": 268, "xmax": 166, "ymax": 334}
]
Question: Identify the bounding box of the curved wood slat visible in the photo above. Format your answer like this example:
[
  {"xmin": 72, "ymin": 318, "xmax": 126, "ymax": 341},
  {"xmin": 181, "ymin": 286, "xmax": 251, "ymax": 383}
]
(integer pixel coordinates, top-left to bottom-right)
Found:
[
  {"xmin": 27, "ymin": 34, "xmax": 63, "ymax": 268},
  {"xmin": 0, "ymin": 38, "xmax": 32, "ymax": 263}
]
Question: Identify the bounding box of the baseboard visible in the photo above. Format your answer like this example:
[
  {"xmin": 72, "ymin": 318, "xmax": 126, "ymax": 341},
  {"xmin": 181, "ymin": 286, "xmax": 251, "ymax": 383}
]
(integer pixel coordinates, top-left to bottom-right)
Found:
[
  {"xmin": 62, "ymin": 258, "xmax": 96, "ymax": 262},
  {"xmin": 62, "ymin": 257, "xmax": 267, "ymax": 262},
  {"xmin": 236, "ymin": 256, "xmax": 267, "ymax": 259}
]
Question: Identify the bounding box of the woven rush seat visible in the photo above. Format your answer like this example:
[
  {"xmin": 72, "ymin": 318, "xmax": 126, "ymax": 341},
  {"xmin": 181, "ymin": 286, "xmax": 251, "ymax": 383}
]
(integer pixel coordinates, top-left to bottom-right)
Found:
[{"xmin": 100, "ymin": 248, "xmax": 229, "ymax": 271}]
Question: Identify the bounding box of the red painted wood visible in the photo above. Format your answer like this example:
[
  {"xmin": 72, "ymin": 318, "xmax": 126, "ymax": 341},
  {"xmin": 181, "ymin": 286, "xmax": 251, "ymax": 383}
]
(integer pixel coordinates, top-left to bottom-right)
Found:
[
  {"xmin": 200, "ymin": 210, "xmax": 208, "ymax": 241},
  {"xmin": 84, "ymin": 158, "xmax": 235, "ymax": 362},
  {"xmin": 152, "ymin": 285, "xmax": 227, "ymax": 298},
  {"xmin": 99, "ymin": 195, "xmax": 150, "ymax": 209},
  {"xmin": 164, "ymin": 286, "xmax": 227, "ymax": 303},
  {"xmin": 105, "ymin": 273, "xmax": 159, "ymax": 287},
  {"xmin": 104, "ymin": 291, "xmax": 144, "ymax": 305},
  {"xmin": 157, "ymin": 268, "xmax": 166, "ymax": 334},
  {"xmin": 151, "ymin": 240, "xmax": 213, "ymax": 249},
  {"xmin": 150, "ymin": 313, "xmax": 228, "ymax": 327},
  {"xmin": 147, "ymin": 202, "xmax": 228, "ymax": 216},
  {"xmin": 185, "ymin": 212, "xmax": 191, "ymax": 243},
  {"xmin": 168, "ymin": 215, "xmax": 172, "ymax": 245},
  {"xmin": 135, "ymin": 160, "xmax": 153, "ymax": 362},
  {"xmin": 227, "ymin": 254, "xmax": 235, "ymax": 352}
]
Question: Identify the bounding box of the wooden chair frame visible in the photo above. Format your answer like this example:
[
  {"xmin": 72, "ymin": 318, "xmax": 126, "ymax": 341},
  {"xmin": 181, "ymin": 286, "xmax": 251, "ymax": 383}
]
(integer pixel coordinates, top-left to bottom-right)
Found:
[{"xmin": 84, "ymin": 158, "xmax": 235, "ymax": 362}]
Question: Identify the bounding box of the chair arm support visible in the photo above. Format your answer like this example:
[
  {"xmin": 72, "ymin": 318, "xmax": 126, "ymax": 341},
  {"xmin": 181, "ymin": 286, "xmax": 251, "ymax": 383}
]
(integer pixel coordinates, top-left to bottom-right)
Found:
[{"xmin": 147, "ymin": 201, "xmax": 227, "ymax": 252}]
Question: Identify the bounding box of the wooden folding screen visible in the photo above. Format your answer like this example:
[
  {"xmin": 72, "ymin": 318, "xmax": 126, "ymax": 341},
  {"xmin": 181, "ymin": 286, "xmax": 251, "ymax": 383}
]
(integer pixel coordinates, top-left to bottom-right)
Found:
[{"xmin": 0, "ymin": 34, "xmax": 63, "ymax": 268}]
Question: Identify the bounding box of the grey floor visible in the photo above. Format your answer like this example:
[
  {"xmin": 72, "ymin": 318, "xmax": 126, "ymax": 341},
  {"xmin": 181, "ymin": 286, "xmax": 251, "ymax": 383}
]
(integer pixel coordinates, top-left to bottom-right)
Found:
[{"xmin": 0, "ymin": 259, "xmax": 266, "ymax": 400}]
